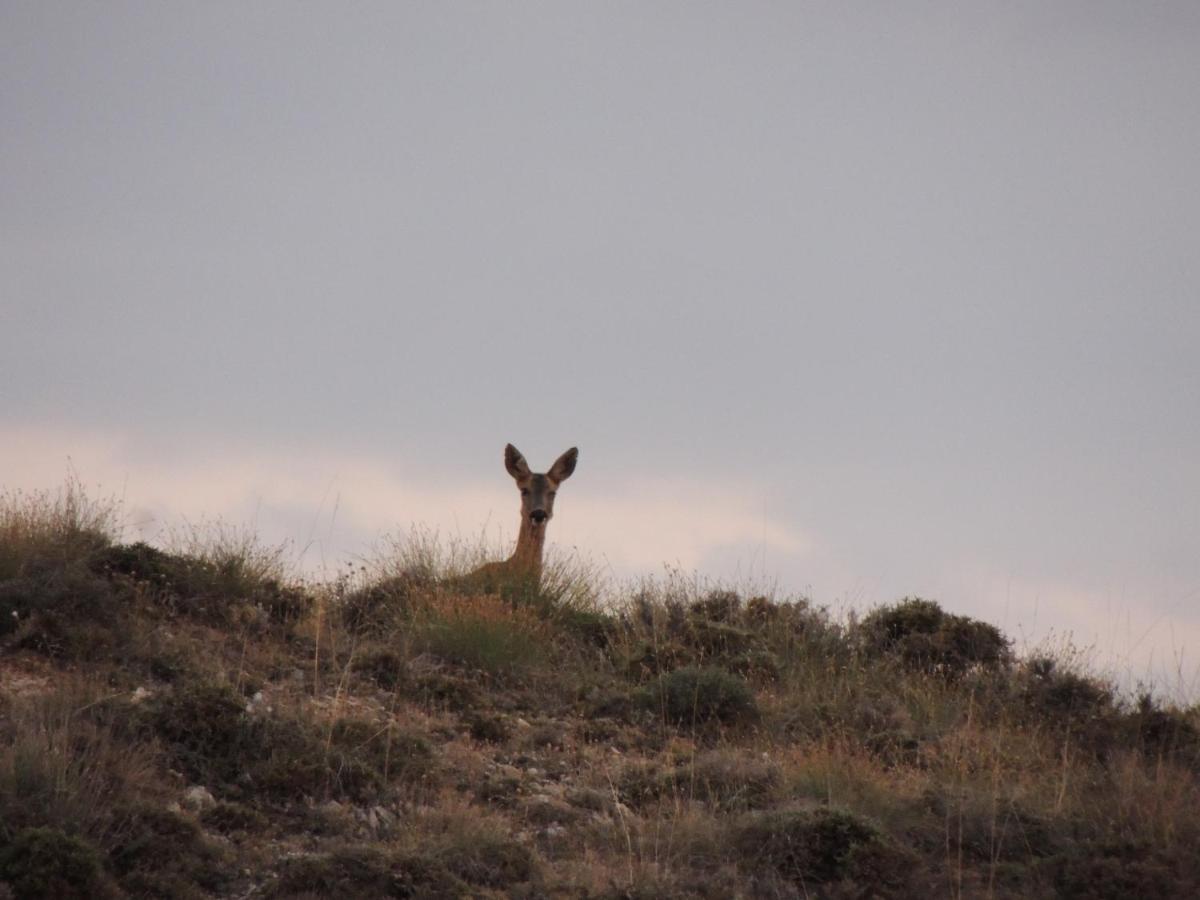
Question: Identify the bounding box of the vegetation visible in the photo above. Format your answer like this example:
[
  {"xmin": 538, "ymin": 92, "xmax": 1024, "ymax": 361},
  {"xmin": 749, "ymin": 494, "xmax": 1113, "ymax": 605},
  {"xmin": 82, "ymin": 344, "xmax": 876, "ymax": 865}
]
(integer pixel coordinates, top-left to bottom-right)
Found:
[{"xmin": 0, "ymin": 482, "xmax": 1198, "ymax": 897}]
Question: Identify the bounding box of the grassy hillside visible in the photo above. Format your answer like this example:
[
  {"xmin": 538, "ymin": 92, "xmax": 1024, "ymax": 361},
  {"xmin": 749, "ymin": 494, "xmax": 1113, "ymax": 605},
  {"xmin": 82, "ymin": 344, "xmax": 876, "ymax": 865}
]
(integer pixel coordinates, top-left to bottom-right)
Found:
[{"xmin": 1, "ymin": 484, "xmax": 1197, "ymax": 899}]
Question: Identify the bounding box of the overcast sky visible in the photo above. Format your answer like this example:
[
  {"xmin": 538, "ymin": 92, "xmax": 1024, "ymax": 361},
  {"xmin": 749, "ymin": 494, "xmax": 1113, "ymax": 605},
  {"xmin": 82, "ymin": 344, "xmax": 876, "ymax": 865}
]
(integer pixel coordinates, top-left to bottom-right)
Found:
[{"xmin": 3, "ymin": 3, "xmax": 1198, "ymax": 696}]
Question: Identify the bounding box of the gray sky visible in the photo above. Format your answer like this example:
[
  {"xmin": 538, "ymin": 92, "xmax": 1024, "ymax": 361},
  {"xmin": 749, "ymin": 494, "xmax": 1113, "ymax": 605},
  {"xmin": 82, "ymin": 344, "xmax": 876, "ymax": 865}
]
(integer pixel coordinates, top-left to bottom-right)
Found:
[{"xmin": 3, "ymin": 3, "xmax": 1199, "ymax": 695}]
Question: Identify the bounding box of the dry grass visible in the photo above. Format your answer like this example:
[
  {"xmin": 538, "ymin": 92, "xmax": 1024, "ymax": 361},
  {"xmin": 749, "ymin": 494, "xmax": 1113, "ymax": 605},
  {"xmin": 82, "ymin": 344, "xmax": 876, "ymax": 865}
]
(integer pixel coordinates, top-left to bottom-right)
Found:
[{"xmin": 0, "ymin": 477, "xmax": 120, "ymax": 580}]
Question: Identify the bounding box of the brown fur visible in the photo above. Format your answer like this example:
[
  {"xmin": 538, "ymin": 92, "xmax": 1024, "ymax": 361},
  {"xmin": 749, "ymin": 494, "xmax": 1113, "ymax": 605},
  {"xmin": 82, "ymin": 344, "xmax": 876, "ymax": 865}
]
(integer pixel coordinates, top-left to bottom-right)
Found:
[{"xmin": 464, "ymin": 444, "xmax": 577, "ymax": 593}]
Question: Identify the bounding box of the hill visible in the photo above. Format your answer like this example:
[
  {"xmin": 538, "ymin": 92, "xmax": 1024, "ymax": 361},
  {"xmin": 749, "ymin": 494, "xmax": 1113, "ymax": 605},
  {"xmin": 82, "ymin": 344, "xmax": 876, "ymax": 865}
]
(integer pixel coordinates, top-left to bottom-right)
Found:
[{"xmin": 1, "ymin": 484, "xmax": 1197, "ymax": 898}]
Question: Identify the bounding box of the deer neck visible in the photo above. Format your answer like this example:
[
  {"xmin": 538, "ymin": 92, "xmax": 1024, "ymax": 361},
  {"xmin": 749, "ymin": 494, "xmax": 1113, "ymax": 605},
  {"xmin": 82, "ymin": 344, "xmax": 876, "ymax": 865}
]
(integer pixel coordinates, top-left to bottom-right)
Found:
[{"xmin": 508, "ymin": 516, "xmax": 546, "ymax": 577}]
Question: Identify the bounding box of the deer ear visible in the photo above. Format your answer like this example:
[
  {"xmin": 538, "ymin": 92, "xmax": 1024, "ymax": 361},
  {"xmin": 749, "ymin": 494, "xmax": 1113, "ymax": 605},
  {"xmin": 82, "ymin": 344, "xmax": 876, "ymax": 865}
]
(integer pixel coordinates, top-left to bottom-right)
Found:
[
  {"xmin": 548, "ymin": 447, "xmax": 578, "ymax": 484},
  {"xmin": 505, "ymin": 444, "xmax": 531, "ymax": 480}
]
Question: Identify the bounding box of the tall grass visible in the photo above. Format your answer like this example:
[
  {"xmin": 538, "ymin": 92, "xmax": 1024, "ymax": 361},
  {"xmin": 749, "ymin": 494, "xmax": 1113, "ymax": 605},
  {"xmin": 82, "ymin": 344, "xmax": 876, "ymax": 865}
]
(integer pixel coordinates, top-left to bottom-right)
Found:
[
  {"xmin": 0, "ymin": 477, "xmax": 121, "ymax": 579},
  {"xmin": 0, "ymin": 685, "xmax": 160, "ymax": 848}
]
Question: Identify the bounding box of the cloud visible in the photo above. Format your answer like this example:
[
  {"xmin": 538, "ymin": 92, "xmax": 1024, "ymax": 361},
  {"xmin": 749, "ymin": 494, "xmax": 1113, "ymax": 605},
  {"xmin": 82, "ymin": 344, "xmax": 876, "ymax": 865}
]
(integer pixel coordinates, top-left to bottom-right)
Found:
[
  {"xmin": 927, "ymin": 561, "xmax": 1200, "ymax": 703},
  {"xmin": 0, "ymin": 424, "xmax": 813, "ymax": 580}
]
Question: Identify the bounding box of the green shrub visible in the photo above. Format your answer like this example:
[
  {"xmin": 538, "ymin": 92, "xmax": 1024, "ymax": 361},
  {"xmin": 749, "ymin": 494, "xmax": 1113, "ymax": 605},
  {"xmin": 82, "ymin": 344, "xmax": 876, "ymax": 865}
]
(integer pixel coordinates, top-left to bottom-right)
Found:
[
  {"xmin": 1045, "ymin": 837, "xmax": 1198, "ymax": 899},
  {"xmin": 146, "ymin": 681, "xmax": 432, "ymax": 801},
  {"xmin": 734, "ymin": 806, "xmax": 912, "ymax": 892},
  {"xmin": 144, "ymin": 681, "xmax": 251, "ymax": 788},
  {"xmin": 1021, "ymin": 658, "xmax": 1113, "ymax": 715},
  {"xmin": 1126, "ymin": 694, "xmax": 1200, "ymax": 768},
  {"xmin": 861, "ymin": 597, "xmax": 1011, "ymax": 679},
  {"xmin": 464, "ymin": 711, "xmax": 511, "ymax": 744},
  {"xmin": 107, "ymin": 805, "xmax": 226, "ymax": 898},
  {"xmin": 0, "ymin": 522, "xmax": 305, "ymax": 661},
  {"xmin": 93, "ymin": 538, "xmax": 310, "ymax": 627},
  {"xmin": 554, "ymin": 606, "xmax": 617, "ymax": 649},
  {"xmin": 339, "ymin": 574, "xmax": 426, "ymax": 634},
  {"xmin": 0, "ymin": 555, "xmax": 134, "ymax": 659},
  {"xmin": 616, "ymin": 588, "xmax": 820, "ymax": 682},
  {"xmin": 0, "ymin": 827, "xmax": 117, "ymax": 900},
  {"xmin": 639, "ymin": 666, "xmax": 757, "ymax": 727}
]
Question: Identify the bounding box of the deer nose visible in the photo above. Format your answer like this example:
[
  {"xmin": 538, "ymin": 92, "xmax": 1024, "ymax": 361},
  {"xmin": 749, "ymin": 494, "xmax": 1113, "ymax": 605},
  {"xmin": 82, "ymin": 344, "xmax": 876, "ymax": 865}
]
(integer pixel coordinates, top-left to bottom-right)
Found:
[{"xmin": 530, "ymin": 509, "xmax": 548, "ymax": 523}]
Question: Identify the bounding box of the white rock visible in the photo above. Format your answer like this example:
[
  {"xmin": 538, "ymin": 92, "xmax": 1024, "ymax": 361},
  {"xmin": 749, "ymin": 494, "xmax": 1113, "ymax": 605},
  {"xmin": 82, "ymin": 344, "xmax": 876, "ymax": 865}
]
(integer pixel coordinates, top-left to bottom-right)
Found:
[{"xmin": 182, "ymin": 786, "xmax": 216, "ymax": 812}]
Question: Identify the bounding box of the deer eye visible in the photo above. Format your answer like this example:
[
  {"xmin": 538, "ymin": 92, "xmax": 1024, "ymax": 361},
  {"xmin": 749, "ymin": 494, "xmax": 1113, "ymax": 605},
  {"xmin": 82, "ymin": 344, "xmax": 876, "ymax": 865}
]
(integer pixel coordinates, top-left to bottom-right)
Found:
[{"xmin": 520, "ymin": 489, "xmax": 530, "ymax": 497}]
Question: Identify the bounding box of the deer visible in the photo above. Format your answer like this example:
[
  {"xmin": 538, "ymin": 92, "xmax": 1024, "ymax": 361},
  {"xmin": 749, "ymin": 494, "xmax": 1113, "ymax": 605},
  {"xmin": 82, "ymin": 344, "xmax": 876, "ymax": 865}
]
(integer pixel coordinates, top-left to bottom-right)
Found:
[{"xmin": 463, "ymin": 443, "xmax": 578, "ymax": 597}]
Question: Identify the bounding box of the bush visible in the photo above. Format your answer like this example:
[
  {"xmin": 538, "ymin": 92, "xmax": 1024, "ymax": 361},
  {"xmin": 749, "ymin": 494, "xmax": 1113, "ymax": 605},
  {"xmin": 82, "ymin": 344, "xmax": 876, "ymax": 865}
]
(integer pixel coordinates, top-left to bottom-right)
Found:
[
  {"xmin": 93, "ymin": 538, "xmax": 309, "ymax": 626},
  {"xmin": 639, "ymin": 666, "xmax": 757, "ymax": 728},
  {"xmin": 144, "ymin": 681, "xmax": 252, "ymax": 788},
  {"xmin": 339, "ymin": 574, "xmax": 427, "ymax": 634},
  {"xmin": 861, "ymin": 597, "xmax": 1011, "ymax": 679},
  {"xmin": 464, "ymin": 711, "xmax": 511, "ymax": 744},
  {"xmin": 1126, "ymin": 694, "xmax": 1200, "ymax": 768},
  {"xmin": 145, "ymin": 681, "xmax": 433, "ymax": 801},
  {"xmin": 614, "ymin": 588, "xmax": 820, "ymax": 681},
  {"xmin": 0, "ymin": 568, "xmax": 132, "ymax": 660},
  {"xmin": 1017, "ymin": 658, "xmax": 1118, "ymax": 756},
  {"xmin": 734, "ymin": 806, "xmax": 912, "ymax": 892},
  {"xmin": 107, "ymin": 805, "xmax": 226, "ymax": 898},
  {"xmin": 0, "ymin": 827, "xmax": 117, "ymax": 900},
  {"xmin": 554, "ymin": 606, "xmax": 617, "ymax": 649},
  {"xmin": 1046, "ymin": 837, "xmax": 1199, "ymax": 899},
  {"xmin": 0, "ymin": 511, "xmax": 305, "ymax": 661}
]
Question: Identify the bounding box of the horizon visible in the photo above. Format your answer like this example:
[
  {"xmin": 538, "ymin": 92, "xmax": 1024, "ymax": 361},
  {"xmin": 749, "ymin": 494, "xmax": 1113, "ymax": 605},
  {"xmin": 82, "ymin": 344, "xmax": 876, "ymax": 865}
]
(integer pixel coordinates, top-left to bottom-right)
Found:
[
  {"xmin": 5, "ymin": 424, "xmax": 1196, "ymax": 703},
  {"xmin": 4, "ymin": 5, "xmax": 1198, "ymax": 701}
]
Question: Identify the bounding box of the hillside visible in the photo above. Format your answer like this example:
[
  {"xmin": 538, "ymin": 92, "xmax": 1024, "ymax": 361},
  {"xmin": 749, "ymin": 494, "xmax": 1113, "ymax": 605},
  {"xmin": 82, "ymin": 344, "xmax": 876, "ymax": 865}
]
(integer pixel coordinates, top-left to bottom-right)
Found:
[{"xmin": 1, "ymin": 484, "xmax": 1198, "ymax": 899}]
